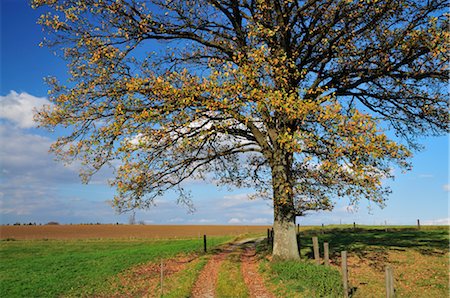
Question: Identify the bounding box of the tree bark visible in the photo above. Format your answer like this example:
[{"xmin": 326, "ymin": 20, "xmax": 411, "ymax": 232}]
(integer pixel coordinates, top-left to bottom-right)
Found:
[{"xmin": 271, "ymin": 150, "xmax": 300, "ymax": 260}]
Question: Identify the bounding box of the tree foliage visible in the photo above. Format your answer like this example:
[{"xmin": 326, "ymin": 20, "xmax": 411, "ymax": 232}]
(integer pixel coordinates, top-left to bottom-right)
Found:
[{"xmin": 33, "ymin": 0, "xmax": 448, "ymax": 256}]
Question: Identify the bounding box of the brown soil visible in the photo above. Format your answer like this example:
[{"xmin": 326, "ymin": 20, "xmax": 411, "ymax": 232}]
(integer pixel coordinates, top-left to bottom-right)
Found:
[
  {"xmin": 241, "ymin": 244, "xmax": 275, "ymax": 298},
  {"xmin": 0, "ymin": 224, "xmax": 270, "ymax": 240},
  {"xmin": 190, "ymin": 248, "xmax": 232, "ymax": 298}
]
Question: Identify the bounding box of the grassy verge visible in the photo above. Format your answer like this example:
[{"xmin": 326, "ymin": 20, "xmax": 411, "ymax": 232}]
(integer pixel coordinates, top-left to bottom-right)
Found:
[
  {"xmin": 260, "ymin": 259, "xmax": 342, "ymax": 298},
  {"xmin": 0, "ymin": 236, "xmax": 233, "ymax": 297},
  {"xmin": 216, "ymin": 253, "xmax": 249, "ymax": 298}
]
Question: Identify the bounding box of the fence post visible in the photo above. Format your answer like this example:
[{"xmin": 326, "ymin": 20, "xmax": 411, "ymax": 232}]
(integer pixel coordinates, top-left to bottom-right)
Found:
[
  {"xmin": 353, "ymin": 222, "xmax": 356, "ymax": 230},
  {"xmin": 267, "ymin": 228, "xmax": 270, "ymax": 245},
  {"xmin": 321, "ymin": 223, "xmax": 324, "ymax": 234},
  {"xmin": 341, "ymin": 251, "xmax": 349, "ymax": 298},
  {"xmin": 385, "ymin": 266, "xmax": 394, "ymax": 298},
  {"xmin": 324, "ymin": 242, "xmax": 329, "ymax": 266},
  {"xmin": 271, "ymin": 228, "xmax": 274, "ymax": 247},
  {"xmin": 203, "ymin": 234, "xmax": 207, "ymax": 253},
  {"xmin": 312, "ymin": 236, "xmax": 320, "ymax": 264},
  {"xmin": 417, "ymin": 219, "xmax": 420, "ymax": 230}
]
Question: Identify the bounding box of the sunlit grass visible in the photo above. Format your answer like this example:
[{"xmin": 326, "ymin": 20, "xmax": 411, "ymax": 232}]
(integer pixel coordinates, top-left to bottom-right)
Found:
[{"xmin": 0, "ymin": 236, "xmax": 232, "ymax": 297}]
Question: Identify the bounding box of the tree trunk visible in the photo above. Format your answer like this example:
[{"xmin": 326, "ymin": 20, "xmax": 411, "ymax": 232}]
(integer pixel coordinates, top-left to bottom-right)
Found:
[{"xmin": 271, "ymin": 150, "xmax": 300, "ymax": 260}]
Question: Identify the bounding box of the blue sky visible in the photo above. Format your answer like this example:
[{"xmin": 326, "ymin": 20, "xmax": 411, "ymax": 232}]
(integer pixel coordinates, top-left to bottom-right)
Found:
[{"xmin": 0, "ymin": 0, "xmax": 448, "ymax": 226}]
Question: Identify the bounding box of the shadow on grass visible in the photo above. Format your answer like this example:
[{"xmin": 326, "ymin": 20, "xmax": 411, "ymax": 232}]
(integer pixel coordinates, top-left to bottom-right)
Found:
[{"xmin": 298, "ymin": 228, "xmax": 449, "ymax": 260}]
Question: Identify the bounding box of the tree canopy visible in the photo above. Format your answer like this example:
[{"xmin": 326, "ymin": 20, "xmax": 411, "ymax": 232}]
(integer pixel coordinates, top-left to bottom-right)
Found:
[{"xmin": 33, "ymin": 0, "xmax": 448, "ymax": 259}]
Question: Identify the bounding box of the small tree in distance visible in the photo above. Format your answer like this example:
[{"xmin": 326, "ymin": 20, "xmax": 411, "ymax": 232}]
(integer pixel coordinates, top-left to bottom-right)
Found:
[{"xmin": 33, "ymin": 0, "xmax": 448, "ymax": 260}]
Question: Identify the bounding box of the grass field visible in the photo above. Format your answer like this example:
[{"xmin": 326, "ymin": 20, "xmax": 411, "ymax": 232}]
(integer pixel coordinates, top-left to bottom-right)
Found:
[
  {"xmin": 0, "ymin": 236, "xmax": 232, "ymax": 297},
  {"xmin": 295, "ymin": 226, "xmax": 449, "ymax": 297}
]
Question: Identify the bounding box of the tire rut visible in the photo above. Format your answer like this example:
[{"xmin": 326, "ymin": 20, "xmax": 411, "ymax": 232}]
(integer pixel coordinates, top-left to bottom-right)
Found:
[
  {"xmin": 191, "ymin": 239, "xmax": 273, "ymax": 298},
  {"xmin": 190, "ymin": 250, "xmax": 229, "ymax": 298},
  {"xmin": 241, "ymin": 245, "xmax": 275, "ymax": 298}
]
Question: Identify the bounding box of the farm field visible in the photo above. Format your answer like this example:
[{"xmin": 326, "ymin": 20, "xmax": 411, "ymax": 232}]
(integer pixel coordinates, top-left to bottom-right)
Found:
[
  {"xmin": 0, "ymin": 225, "xmax": 448, "ymax": 297},
  {"xmin": 0, "ymin": 224, "xmax": 270, "ymax": 240}
]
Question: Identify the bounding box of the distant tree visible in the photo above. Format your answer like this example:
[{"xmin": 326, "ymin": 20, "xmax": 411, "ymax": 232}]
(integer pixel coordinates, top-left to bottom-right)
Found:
[
  {"xmin": 46, "ymin": 221, "xmax": 60, "ymax": 225},
  {"xmin": 128, "ymin": 211, "xmax": 136, "ymax": 225},
  {"xmin": 33, "ymin": 0, "xmax": 448, "ymax": 259}
]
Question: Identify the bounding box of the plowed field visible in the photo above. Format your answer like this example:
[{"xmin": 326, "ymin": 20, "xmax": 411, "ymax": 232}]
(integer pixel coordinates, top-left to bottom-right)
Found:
[{"xmin": 0, "ymin": 224, "xmax": 270, "ymax": 240}]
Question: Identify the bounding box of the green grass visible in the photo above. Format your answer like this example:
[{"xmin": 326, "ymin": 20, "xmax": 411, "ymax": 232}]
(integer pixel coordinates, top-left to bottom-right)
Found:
[
  {"xmin": 0, "ymin": 236, "xmax": 233, "ymax": 297},
  {"xmin": 216, "ymin": 253, "xmax": 249, "ymax": 298},
  {"xmin": 162, "ymin": 256, "xmax": 209, "ymax": 298},
  {"xmin": 270, "ymin": 261, "xmax": 342, "ymax": 297},
  {"xmin": 260, "ymin": 259, "xmax": 343, "ymax": 298}
]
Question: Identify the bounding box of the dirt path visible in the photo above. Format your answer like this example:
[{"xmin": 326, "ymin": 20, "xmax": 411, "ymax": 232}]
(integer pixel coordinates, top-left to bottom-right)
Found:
[
  {"xmin": 191, "ymin": 239, "xmax": 274, "ymax": 298},
  {"xmin": 191, "ymin": 250, "xmax": 229, "ymax": 298},
  {"xmin": 241, "ymin": 244, "xmax": 275, "ymax": 298}
]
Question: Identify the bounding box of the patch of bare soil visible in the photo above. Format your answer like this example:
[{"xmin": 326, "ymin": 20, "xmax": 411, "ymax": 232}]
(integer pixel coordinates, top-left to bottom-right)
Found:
[
  {"xmin": 241, "ymin": 245, "xmax": 275, "ymax": 298},
  {"xmin": 98, "ymin": 254, "xmax": 197, "ymax": 298},
  {"xmin": 0, "ymin": 225, "xmax": 271, "ymax": 240},
  {"xmin": 191, "ymin": 250, "xmax": 229, "ymax": 298}
]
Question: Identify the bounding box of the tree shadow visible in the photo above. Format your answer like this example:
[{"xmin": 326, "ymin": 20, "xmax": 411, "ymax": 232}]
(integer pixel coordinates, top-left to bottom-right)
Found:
[{"xmin": 298, "ymin": 228, "xmax": 449, "ymax": 261}]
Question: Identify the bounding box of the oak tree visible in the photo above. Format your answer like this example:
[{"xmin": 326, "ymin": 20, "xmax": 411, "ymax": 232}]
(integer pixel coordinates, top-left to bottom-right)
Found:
[{"xmin": 33, "ymin": 0, "xmax": 448, "ymax": 259}]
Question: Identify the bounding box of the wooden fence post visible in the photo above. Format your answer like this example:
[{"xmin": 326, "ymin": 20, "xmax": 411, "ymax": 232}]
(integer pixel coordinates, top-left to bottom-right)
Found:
[
  {"xmin": 203, "ymin": 234, "xmax": 207, "ymax": 253},
  {"xmin": 353, "ymin": 222, "xmax": 356, "ymax": 230},
  {"xmin": 341, "ymin": 251, "xmax": 349, "ymax": 298},
  {"xmin": 267, "ymin": 228, "xmax": 270, "ymax": 245},
  {"xmin": 271, "ymin": 228, "xmax": 274, "ymax": 247},
  {"xmin": 312, "ymin": 236, "xmax": 320, "ymax": 264},
  {"xmin": 324, "ymin": 242, "xmax": 329, "ymax": 266},
  {"xmin": 385, "ymin": 266, "xmax": 394, "ymax": 298},
  {"xmin": 417, "ymin": 219, "xmax": 420, "ymax": 230}
]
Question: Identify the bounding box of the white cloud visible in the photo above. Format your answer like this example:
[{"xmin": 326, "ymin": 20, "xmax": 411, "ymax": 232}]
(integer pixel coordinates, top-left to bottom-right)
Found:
[
  {"xmin": 422, "ymin": 218, "xmax": 450, "ymax": 225},
  {"xmin": 442, "ymin": 184, "xmax": 450, "ymax": 192},
  {"xmin": 0, "ymin": 91, "xmax": 50, "ymax": 128},
  {"xmin": 227, "ymin": 217, "xmax": 271, "ymax": 224},
  {"xmin": 335, "ymin": 205, "xmax": 356, "ymax": 213},
  {"xmin": 188, "ymin": 218, "xmax": 216, "ymax": 224},
  {"xmin": 221, "ymin": 193, "xmax": 252, "ymax": 208},
  {"xmin": 0, "ymin": 125, "xmax": 80, "ymax": 183},
  {"xmin": 249, "ymin": 217, "xmax": 271, "ymax": 224},
  {"xmin": 0, "ymin": 123, "xmax": 116, "ymax": 223},
  {"xmin": 228, "ymin": 218, "xmax": 241, "ymax": 224}
]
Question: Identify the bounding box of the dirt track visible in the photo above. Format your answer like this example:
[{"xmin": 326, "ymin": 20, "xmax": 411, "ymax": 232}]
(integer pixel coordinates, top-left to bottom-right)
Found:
[{"xmin": 191, "ymin": 240, "xmax": 274, "ymax": 298}]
